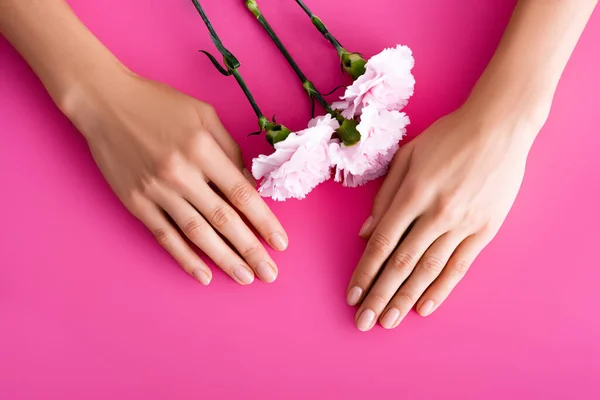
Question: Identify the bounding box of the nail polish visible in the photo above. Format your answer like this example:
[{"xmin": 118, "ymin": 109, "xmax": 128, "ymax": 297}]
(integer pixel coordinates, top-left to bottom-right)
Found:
[{"xmin": 233, "ymin": 265, "xmax": 254, "ymax": 285}]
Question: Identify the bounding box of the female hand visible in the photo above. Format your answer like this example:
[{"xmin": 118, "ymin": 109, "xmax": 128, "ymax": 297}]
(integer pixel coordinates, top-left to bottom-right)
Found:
[
  {"xmin": 65, "ymin": 68, "xmax": 288, "ymax": 286},
  {"xmin": 347, "ymin": 101, "xmax": 544, "ymax": 331}
]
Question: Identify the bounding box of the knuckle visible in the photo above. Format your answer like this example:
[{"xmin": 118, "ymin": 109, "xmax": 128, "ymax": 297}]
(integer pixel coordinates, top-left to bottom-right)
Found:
[
  {"xmin": 240, "ymin": 242, "xmax": 261, "ymax": 259},
  {"xmin": 366, "ymin": 233, "xmax": 394, "ymax": 256},
  {"xmin": 188, "ymin": 130, "xmax": 213, "ymax": 156},
  {"xmin": 437, "ymin": 195, "xmax": 463, "ymax": 223},
  {"xmin": 420, "ymin": 255, "xmax": 445, "ymax": 275},
  {"xmin": 153, "ymin": 228, "xmax": 170, "ymax": 246},
  {"xmin": 452, "ymin": 259, "xmax": 471, "ymax": 276},
  {"xmin": 388, "ymin": 250, "xmax": 416, "ymax": 274},
  {"xmin": 229, "ymin": 181, "xmax": 254, "ymax": 207},
  {"xmin": 367, "ymin": 293, "xmax": 389, "ymax": 309},
  {"xmin": 394, "ymin": 291, "xmax": 416, "ymax": 306},
  {"xmin": 199, "ymin": 103, "xmax": 217, "ymax": 120},
  {"xmin": 155, "ymin": 153, "xmax": 185, "ymax": 183},
  {"xmin": 210, "ymin": 204, "xmax": 235, "ymax": 229},
  {"xmin": 182, "ymin": 218, "xmax": 206, "ymax": 240},
  {"xmin": 402, "ymin": 176, "xmax": 425, "ymax": 200},
  {"xmin": 354, "ymin": 270, "xmax": 375, "ymax": 287}
]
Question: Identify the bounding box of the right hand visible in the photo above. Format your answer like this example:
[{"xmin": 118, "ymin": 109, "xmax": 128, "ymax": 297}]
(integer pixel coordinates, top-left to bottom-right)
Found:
[{"xmin": 63, "ymin": 68, "xmax": 288, "ymax": 285}]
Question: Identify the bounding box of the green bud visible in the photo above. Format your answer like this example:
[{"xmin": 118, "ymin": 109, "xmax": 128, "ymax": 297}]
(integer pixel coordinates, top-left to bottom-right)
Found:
[
  {"xmin": 340, "ymin": 50, "xmax": 367, "ymax": 80},
  {"xmin": 260, "ymin": 116, "xmax": 292, "ymax": 146},
  {"xmin": 335, "ymin": 116, "xmax": 361, "ymax": 146},
  {"xmin": 245, "ymin": 0, "xmax": 260, "ymax": 18}
]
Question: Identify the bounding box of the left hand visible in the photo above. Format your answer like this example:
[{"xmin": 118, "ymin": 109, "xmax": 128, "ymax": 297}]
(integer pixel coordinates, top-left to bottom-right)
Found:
[{"xmin": 347, "ymin": 102, "xmax": 543, "ymax": 331}]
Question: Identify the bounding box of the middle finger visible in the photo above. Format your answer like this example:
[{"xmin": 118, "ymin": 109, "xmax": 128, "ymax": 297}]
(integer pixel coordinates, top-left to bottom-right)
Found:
[{"xmin": 182, "ymin": 177, "xmax": 279, "ymax": 283}]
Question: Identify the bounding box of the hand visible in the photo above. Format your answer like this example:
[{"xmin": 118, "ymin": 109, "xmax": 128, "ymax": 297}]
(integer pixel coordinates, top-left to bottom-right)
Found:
[
  {"xmin": 65, "ymin": 68, "xmax": 288, "ymax": 285},
  {"xmin": 347, "ymin": 102, "xmax": 542, "ymax": 331}
]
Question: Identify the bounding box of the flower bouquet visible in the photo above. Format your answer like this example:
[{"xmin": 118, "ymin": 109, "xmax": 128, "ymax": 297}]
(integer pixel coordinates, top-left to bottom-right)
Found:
[{"xmin": 191, "ymin": 0, "xmax": 415, "ymax": 201}]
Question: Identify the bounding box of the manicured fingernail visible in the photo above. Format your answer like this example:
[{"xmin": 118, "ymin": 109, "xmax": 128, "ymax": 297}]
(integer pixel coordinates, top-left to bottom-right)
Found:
[
  {"xmin": 257, "ymin": 261, "xmax": 277, "ymax": 283},
  {"xmin": 356, "ymin": 309, "xmax": 376, "ymax": 332},
  {"xmin": 243, "ymin": 168, "xmax": 257, "ymax": 186},
  {"xmin": 381, "ymin": 308, "xmax": 401, "ymax": 329},
  {"xmin": 359, "ymin": 216, "xmax": 373, "ymax": 237},
  {"xmin": 233, "ymin": 265, "xmax": 255, "ymax": 285},
  {"xmin": 270, "ymin": 233, "xmax": 288, "ymax": 251},
  {"xmin": 347, "ymin": 286, "xmax": 363, "ymax": 306},
  {"xmin": 193, "ymin": 269, "xmax": 211, "ymax": 286},
  {"xmin": 419, "ymin": 300, "xmax": 435, "ymax": 316}
]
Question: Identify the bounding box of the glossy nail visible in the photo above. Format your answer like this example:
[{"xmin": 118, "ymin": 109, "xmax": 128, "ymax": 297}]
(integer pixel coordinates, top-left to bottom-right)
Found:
[
  {"xmin": 270, "ymin": 232, "xmax": 288, "ymax": 251},
  {"xmin": 356, "ymin": 309, "xmax": 376, "ymax": 332},
  {"xmin": 419, "ymin": 300, "xmax": 435, "ymax": 316},
  {"xmin": 347, "ymin": 286, "xmax": 363, "ymax": 306},
  {"xmin": 256, "ymin": 261, "xmax": 277, "ymax": 283},
  {"xmin": 380, "ymin": 308, "xmax": 401, "ymax": 329},
  {"xmin": 359, "ymin": 216, "xmax": 373, "ymax": 237},
  {"xmin": 233, "ymin": 265, "xmax": 255, "ymax": 285},
  {"xmin": 193, "ymin": 269, "xmax": 211, "ymax": 286}
]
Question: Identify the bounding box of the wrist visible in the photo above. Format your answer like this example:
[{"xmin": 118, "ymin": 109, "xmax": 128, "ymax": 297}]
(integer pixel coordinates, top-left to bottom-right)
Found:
[
  {"xmin": 57, "ymin": 57, "xmax": 133, "ymax": 135},
  {"xmin": 461, "ymin": 69, "xmax": 552, "ymax": 150}
]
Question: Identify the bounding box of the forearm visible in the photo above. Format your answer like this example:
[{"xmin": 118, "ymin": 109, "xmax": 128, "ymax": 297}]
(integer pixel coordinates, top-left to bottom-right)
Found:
[
  {"xmin": 466, "ymin": 0, "xmax": 597, "ymax": 135},
  {"xmin": 0, "ymin": 0, "xmax": 126, "ymax": 114}
]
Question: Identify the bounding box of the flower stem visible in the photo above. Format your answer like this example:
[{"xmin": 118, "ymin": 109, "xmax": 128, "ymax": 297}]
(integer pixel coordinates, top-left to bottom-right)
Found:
[
  {"xmin": 191, "ymin": 1, "xmax": 263, "ymax": 119},
  {"xmin": 294, "ymin": 0, "xmax": 367, "ymax": 80},
  {"xmin": 231, "ymin": 70, "xmax": 263, "ymax": 119},
  {"xmin": 192, "ymin": 0, "xmax": 292, "ymax": 144},
  {"xmin": 245, "ymin": 0, "xmax": 332, "ymax": 113},
  {"xmin": 295, "ymin": 0, "xmax": 344, "ymax": 54}
]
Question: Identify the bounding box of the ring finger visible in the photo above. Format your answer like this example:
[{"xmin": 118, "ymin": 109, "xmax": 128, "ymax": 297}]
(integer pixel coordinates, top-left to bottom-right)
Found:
[{"xmin": 177, "ymin": 175, "xmax": 278, "ymax": 283}]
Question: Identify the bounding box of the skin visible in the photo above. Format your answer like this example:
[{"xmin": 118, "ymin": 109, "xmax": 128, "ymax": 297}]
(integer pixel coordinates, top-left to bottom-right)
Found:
[
  {"xmin": 0, "ymin": 0, "xmax": 289, "ymax": 286},
  {"xmin": 1, "ymin": 0, "xmax": 597, "ymax": 327},
  {"xmin": 348, "ymin": 0, "xmax": 598, "ymax": 331}
]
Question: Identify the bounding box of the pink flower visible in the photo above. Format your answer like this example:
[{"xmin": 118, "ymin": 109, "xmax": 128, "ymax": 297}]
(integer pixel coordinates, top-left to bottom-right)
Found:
[
  {"xmin": 333, "ymin": 44, "xmax": 415, "ymax": 119},
  {"xmin": 328, "ymin": 105, "xmax": 409, "ymax": 187},
  {"xmin": 252, "ymin": 114, "xmax": 339, "ymax": 201}
]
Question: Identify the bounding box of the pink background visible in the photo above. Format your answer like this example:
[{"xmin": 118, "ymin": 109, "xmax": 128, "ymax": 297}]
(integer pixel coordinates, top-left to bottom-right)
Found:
[{"xmin": 1, "ymin": 0, "xmax": 599, "ymax": 398}]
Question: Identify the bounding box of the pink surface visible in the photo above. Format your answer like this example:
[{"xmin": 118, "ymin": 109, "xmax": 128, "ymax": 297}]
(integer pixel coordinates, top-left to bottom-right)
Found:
[{"xmin": 1, "ymin": 0, "xmax": 599, "ymax": 398}]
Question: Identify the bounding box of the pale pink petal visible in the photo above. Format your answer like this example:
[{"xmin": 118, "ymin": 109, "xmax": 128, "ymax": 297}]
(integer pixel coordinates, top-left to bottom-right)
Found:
[
  {"xmin": 252, "ymin": 114, "xmax": 339, "ymax": 201},
  {"xmin": 329, "ymin": 105, "xmax": 409, "ymax": 187},
  {"xmin": 335, "ymin": 44, "xmax": 415, "ymax": 118}
]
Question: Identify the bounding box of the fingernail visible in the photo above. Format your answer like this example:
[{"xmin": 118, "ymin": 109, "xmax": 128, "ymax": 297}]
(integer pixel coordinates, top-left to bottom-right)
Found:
[
  {"xmin": 233, "ymin": 265, "xmax": 255, "ymax": 285},
  {"xmin": 419, "ymin": 300, "xmax": 435, "ymax": 316},
  {"xmin": 381, "ymin": 308, "xmax": 401, "ymax": 329},
  {"xmin": 359, "ymin": 216, "xmax": 373, "ymax": 237},
  {"xmin": 269, "ymin": 232, "xmax": 288, "ymax": 251},
  {"xmin": 193, "ymin": 269, "xmax": 211, "ymax": 286},
  {"xmin": 356, "ymin": 309, "xmax": 376, "ymax": 332},
  {"xmin": 256, "ymin": 261, "xmax": 277, "ymax": 283},
  {"xmin": 243, "ymin": 168, "xmax": 257, "ymax": 186},
  {"xmin": 347, "ymin": 286, "xmax": 363, "ymax": 306}
]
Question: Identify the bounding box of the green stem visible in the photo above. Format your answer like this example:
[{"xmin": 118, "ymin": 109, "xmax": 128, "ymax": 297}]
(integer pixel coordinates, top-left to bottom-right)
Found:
[
  {"xmin": 191, "ymin": 0, "xmax": 262, "ymax": 119},
  {"xmin": 295, "ymin": 0, "xmax": 344, "ymax": 54},
  {"xmin": 245, "ymin": 0, "xmax": 332, "ymax": 113},
  {"xmin": 232, "ymin": 70, "xmax": 264, "ymax": 120}
]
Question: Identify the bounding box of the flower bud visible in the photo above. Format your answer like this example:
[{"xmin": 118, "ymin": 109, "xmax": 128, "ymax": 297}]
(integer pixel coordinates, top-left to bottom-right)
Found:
[
  {"xmin": 332, "ymin": 112, "xmax": 360, "ymax": 146},
  {"xmin": 260, "ymin": 116, "xmax": 292, "ymax": 145},
  {"xmin": 340, "ymin": 49, "xmax": 367, "ymax": 80}
]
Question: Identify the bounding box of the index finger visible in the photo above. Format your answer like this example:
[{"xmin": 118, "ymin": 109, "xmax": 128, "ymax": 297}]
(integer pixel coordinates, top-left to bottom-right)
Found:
[
  {"xmin": 347, "ymin": 189, "xmax": 421, "ymax": 307},
  {"xmin": 202, "ymin": 143, "xmax": 288, "ymax": 252}
]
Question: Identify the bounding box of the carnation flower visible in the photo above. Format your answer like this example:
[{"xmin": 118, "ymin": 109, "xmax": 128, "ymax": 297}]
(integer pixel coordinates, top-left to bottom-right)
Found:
[
  {"xmin": 328, "ymin": 105, "xmax": 409, "ymax": 187},
  {"xmin": 252, "ymin": 114, "xmax": 339, "ymax": 201},
  {"xmin": 333, "ymin": 45, "xmax": 415, "ymax": 119}
]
